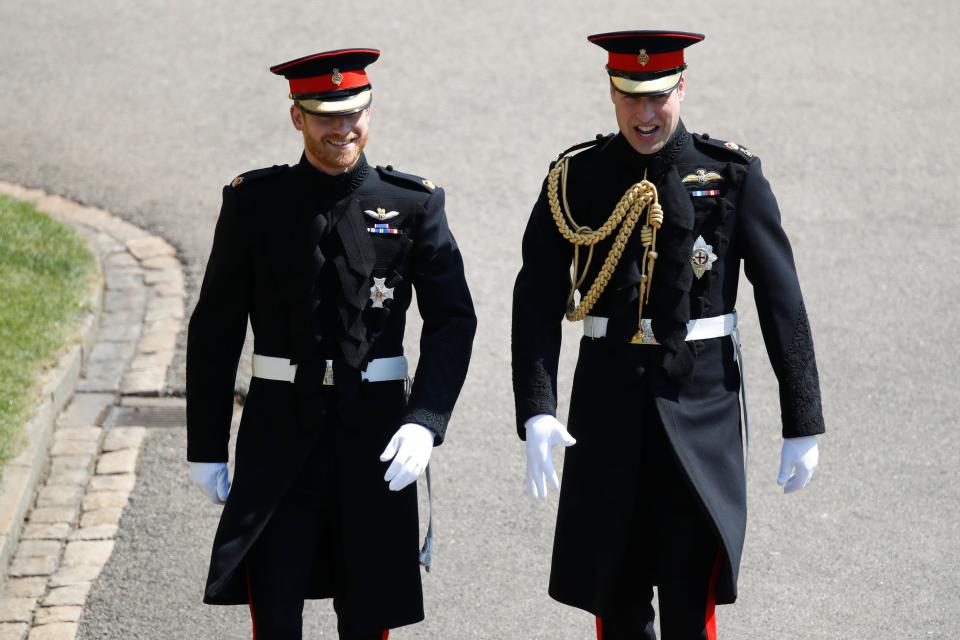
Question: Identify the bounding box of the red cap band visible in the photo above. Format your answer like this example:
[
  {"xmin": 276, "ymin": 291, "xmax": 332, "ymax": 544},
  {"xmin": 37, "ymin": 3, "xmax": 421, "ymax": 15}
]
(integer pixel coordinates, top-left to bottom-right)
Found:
[
  {"xmin": 608, "ymin": 50, "xmax": 684, "ymax": 74},
  {"xmin": 289, "ymin": 70, "xmax": 369, "ymax": 96}
]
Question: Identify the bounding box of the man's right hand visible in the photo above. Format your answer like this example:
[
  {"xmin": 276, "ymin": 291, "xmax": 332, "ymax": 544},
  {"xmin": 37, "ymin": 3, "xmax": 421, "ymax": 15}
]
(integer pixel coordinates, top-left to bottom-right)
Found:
[
  {"xmin": 524, "ymin": 414, "xmax": 576, "ymax": 500},
  {"xmin": 189, "ymin": 462, "xmax": 231, "ymax": 505}
]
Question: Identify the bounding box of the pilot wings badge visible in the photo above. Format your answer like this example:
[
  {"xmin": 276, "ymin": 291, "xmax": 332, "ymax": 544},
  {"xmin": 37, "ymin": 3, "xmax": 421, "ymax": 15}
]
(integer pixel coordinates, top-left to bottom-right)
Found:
[
  {"xmin": 364, "ymin": 207, "xmax": 400, "ymax": 221},
  {"xmin": 681, "ymin": 168, "xmax": 724, "ymax": 185}
]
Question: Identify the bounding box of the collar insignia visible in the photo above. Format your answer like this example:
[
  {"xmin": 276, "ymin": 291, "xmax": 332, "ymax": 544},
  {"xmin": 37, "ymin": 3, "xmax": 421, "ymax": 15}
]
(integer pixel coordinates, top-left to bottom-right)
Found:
[
  {"xmin": 682, "ymin": 168, "xmax": 724, "ymax": 185},
  {"xmin": 231, "ymin": 176, "xmax": 244, "ymax": 187},
  {"xmin": 691, "ymin": 235, "xmax": 718, "ymax": 279},
  {"xmin": 364, "ymin": 206, "xmax": 400, "ymax": 221},
  {"xmin": 331, "ymin": 68, "xmax": 343, "ymax": 86},
  {"xmin": 369, "ymin": 277, "xmax": 395, "ymax": 308},
  {"xmin": 421, "ymin": 178, "xmax": 436, "ymax": 190}
]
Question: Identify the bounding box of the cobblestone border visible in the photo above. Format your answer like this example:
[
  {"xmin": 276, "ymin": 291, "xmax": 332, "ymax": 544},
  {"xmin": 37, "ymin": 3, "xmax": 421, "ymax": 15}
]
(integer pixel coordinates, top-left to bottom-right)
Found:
[{"xmin": 0, "ymin": 182, "xmax": 184, "ymax": 640}]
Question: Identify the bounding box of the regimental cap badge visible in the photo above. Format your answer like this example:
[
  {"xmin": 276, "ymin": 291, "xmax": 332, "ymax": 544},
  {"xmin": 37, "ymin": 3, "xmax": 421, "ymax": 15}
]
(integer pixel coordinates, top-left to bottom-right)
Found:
[
  {"xmin": 331, "ymin": 68, "xmax": 343, "ymax": 86},
  {"xmin": 637, "ymin": 49, "xmax": 650, "ymax": 66},
  {"xmin": 690, "ymin": 235, "xmax": 718, "ymax": 279}
]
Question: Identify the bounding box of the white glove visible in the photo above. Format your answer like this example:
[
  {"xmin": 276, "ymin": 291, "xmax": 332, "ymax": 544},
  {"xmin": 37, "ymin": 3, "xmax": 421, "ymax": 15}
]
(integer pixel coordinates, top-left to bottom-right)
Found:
[
  {"xmin": 524, "ymin": 414, "xmax": 577, "ymax": 500},
  {"xmin": 380, "ymin": 423, "xmax": 435, "ymax": 491},
  {"xmin": 189, "ymin": 462, "xmax": 231, "ymax": 504},
  {"xmin": 777, "ymin": 436, "xmax": 819, "ymax": 494}
]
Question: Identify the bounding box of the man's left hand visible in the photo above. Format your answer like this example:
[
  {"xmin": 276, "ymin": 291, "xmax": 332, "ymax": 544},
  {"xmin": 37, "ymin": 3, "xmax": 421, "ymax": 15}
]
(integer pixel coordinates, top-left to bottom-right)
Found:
[
  {"xmin": 777, "ymin": 435, "xmax": 820, "ymax": 494},
  {"xmin": 380, "ymin": 423, "xmax": 435, "ymax": 491}
]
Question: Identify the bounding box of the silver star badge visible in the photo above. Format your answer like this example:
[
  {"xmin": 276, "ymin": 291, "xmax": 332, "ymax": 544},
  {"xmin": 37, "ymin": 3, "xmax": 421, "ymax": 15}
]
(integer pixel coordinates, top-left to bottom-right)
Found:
[
  {"xmin": 369, "ymin": 277, "xmax": 394, "ymax": 308},
  {"xmin": 691, "ymin": 235, "xmax": 718, "ymax": 279}
]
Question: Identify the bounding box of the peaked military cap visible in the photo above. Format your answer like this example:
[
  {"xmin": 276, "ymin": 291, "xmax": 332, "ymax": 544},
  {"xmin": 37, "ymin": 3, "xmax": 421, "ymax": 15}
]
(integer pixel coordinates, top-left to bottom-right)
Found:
[
  {"xmin": 588, "ymin": 30, "xmax": 704, "ymax": 96},
  {"xmin": 270, "ymin": 48, "xmax": 380, "ymax": 116}
]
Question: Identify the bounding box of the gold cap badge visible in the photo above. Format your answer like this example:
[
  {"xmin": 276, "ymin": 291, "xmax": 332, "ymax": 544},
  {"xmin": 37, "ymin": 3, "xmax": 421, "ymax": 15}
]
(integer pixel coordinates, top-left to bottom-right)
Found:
[
  {"xmin": 637, "ymin": 49, "xmax": 650, "ymax": 66},
  {"xmin": 331, "ymin": 68, "xmax": 343, "ymax": 86}
]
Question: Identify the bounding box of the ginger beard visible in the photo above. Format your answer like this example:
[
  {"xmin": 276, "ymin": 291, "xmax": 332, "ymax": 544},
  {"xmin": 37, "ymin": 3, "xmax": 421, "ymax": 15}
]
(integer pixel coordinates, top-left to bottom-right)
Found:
[{"xmin": 292, "ymin": 105, "xmax": 370, "ymax": 174}]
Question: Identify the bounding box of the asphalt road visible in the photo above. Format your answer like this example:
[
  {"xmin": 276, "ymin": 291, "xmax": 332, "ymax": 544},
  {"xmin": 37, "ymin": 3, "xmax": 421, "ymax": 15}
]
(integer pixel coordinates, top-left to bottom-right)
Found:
[{"xmin": 3, "ymin": 0, "xmax": 959, "ymax": 637}]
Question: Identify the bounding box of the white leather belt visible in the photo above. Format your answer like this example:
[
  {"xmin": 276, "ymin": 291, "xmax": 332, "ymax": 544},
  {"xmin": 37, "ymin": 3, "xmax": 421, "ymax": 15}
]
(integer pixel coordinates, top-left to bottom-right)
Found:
[
  {"xmin": 251, "ymin": 354, "xmax": 408, "ymax": 385},
  {"xmin": 583, "ymin": 312, "xmax": 737, "ymax": 342}
]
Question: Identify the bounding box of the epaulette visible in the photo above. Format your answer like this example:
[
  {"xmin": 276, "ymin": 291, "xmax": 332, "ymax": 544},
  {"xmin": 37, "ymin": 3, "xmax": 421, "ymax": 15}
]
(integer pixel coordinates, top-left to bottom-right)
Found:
[
  {"xmin": 376, "ymin": 165, "xmax": 437, "ymax": 192},
  {"xmin": 552, "ymin": 133, "xmax": 616, "ymax": 167},
  {"xmin": 228, "ymin": 164, "xmax": 287, "ymax": 189},
  {"xmin": 692, "ymin": 132, "xmax": 756, "ymax": 161}
]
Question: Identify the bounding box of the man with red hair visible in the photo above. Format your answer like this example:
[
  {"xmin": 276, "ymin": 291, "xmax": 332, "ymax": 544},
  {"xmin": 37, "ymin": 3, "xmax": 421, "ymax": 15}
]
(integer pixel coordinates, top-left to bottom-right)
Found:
[{"xmin": 187, "ymin": 48, "xmax": 476, "ymax": 639}]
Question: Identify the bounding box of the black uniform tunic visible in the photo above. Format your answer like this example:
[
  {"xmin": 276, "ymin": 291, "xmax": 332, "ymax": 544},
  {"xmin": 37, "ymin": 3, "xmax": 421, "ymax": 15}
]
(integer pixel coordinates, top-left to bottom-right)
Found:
[
  {"xmin": 512, "ymin": 122, "xmax": 825, "ymax": 615},
  {"xmin": 186, "ymin": 153, "xmax": 476, "ymax": 632}
]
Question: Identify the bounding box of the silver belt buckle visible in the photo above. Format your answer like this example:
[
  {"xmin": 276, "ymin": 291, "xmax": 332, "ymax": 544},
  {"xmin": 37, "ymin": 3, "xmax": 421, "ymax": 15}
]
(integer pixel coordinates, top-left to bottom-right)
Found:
[
  {"xmin": 322, "ymin": 359, "xmax": 335, "ymax": 386},
  {"xmin": 631, "ymin": 319, "xmax": 660, "ymax": 345}
]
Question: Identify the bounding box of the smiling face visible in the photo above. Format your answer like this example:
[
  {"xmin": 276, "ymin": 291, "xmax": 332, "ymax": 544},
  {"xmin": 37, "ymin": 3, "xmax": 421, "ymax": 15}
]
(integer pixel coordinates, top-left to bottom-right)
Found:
[
  {"xmin": 610, "ymin": 76, "xmax": 685, "ymax": 156},
  {"xmin": 290, "ymin": 104, "xmax": 371, "ymax": 174}
]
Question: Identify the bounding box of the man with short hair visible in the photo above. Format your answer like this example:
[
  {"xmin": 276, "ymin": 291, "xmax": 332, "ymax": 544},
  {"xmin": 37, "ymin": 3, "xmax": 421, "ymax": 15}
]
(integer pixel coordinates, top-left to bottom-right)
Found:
[
  {"xmin": 512, "ymin": 31, "xmax": 824, "ymax": 638},
  {"xmin": 187, "ymin": 48, "xmax": 476, "ymax": 639}
]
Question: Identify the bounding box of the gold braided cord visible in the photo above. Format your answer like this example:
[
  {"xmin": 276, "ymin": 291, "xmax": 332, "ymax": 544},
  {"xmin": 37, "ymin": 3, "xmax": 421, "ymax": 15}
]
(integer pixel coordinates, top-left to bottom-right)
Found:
[
  {"xmin": 547, "ymin": 158, "xmax": 661, "ymax": 323},
  {"xmin": 560, "ymin": 160, "xmax": 595, "ymax": 297}
]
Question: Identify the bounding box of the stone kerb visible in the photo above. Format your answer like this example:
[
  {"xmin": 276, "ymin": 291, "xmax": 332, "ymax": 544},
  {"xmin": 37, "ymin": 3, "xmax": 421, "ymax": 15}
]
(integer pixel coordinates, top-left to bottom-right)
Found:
[{"xmin": 0, "ymin": 182, "xmax": 184, "ymax": 639}]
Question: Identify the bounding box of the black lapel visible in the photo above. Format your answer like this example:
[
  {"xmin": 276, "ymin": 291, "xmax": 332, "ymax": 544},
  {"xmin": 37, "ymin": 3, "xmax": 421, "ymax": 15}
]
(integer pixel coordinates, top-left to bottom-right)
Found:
[{"xmin": 330, "ymin": 197, "xmax": 377, "ymax": 368}]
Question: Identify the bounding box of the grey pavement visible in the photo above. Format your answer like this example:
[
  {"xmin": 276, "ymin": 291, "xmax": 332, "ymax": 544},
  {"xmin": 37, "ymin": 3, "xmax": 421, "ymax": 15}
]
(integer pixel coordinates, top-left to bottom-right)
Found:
[{"xmin": 2, "ymin": 0, "xmax": 959, "ymax": 637}]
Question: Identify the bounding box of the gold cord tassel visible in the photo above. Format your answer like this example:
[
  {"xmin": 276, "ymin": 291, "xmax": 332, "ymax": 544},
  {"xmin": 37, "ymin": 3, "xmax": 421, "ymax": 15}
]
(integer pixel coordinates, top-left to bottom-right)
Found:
[{"xmin": 631, "ymin": 195, "xmax": 663, "ymax": 344}]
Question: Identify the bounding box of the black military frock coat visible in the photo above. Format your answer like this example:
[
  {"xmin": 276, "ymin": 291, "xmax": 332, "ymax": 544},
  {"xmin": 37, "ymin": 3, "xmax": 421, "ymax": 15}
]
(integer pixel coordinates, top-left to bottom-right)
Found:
[
  {"xmin": 512, "ymin": 122, "xmax": 825, "ymax": 614},
  {"xmin": 186, "ymin": 153, "xmax": 476, "ymax": 631}
]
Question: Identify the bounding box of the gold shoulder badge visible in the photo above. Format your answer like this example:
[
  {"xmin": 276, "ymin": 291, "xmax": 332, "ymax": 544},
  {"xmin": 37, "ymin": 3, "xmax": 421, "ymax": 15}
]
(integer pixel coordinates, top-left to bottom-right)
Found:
[
  {"xmin": 331, "ymin": 68, "xmax": 343, "ymax": 86},
  {"xmin": 231, "ymin": 176, "xmax": 244, "ymax": 187},
  {"xmin": 723, "ymin": 141, "xmax": 754, "ymax": 157},
  {"xmin": 637, "ymin": 49, "xmax": 650, "ymax": 66},
  {"xmin": 682, "ymin": 168, "xmax": 724, "ymax": 185},
  {"xmin": 422, "ymin": 179, "xmax": 436, "ymax": 190}
]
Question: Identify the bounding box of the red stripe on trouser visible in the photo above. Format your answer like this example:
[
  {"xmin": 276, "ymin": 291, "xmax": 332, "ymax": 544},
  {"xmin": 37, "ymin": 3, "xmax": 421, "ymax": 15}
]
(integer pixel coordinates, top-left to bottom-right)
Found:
[
  {"xmin": 595, "ymin": 616, "xmax": 603, "ymax": 639},
  {"xmin": 245, "ymin": 562, "xmax": 257, "ymax": 640},
  {"xmin": 382, "ymin": 631, "xmax": 390, "ymax": 640},
  {"xmin": 705, "ymin": 550, "xmax": 722, "ymax": 640}
]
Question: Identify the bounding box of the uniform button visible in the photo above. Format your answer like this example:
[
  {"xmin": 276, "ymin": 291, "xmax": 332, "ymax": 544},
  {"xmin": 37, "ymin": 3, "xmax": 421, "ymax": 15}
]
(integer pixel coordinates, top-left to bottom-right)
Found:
[
  {"xmin": 385, "ymin": 164, "xmax": 394, "ymax": 171},
  {"xmin": 702, "ymin": 133, "xmax": 710, "ymax": 140}
]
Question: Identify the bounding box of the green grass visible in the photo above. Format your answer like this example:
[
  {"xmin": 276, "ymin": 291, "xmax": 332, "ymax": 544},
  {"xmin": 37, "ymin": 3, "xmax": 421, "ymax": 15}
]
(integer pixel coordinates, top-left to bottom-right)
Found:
[{"xmin": 0, "ymin": 194, "xmax": 95, "ymax": 468}]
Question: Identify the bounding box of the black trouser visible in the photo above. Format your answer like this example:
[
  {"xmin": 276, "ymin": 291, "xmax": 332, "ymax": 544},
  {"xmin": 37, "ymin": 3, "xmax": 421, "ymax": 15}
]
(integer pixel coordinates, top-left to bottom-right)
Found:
[
  {"xmin": 244, "ymin": 439, "xmax": 389, "ymax": 640},
  {"xmin": 597, "ymin": 399, "xmax": 722, "ymax": 640}
]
